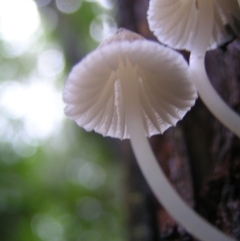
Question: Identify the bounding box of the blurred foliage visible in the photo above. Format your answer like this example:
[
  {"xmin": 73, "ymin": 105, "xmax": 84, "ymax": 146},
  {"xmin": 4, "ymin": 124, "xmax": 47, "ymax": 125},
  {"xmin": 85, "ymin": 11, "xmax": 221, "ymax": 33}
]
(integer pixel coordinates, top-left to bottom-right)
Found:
[{"xmin": 0, "ymin": 0, "xmax": 126, "ymax": 241}]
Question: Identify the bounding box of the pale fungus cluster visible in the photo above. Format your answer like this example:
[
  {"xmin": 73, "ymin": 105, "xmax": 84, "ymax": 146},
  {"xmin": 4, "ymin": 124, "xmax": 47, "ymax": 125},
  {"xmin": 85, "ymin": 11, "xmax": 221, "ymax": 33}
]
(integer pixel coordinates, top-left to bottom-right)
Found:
[{"xmin": 63, "ymin": 1, "xmax": 240, "ymax": 241}]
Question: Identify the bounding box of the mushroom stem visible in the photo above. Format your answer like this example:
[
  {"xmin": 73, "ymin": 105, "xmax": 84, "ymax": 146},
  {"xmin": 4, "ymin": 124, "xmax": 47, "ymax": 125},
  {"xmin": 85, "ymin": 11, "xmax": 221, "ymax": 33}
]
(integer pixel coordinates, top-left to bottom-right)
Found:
[
  {"xmin": 120, "ymin": 61, "xmax": 234, "ymax": 241},
  {"xmin": 190, "ymin": 0, "xmax": 240, "ymax": 137}
]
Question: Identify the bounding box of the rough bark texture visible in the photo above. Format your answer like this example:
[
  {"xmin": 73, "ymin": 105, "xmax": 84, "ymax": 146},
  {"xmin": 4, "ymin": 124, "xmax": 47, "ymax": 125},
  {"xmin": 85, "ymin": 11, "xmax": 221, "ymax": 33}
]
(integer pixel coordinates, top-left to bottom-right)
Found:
[{"xmin": 118, "ymin": 0, "xmax": 240, "ymax": 240}]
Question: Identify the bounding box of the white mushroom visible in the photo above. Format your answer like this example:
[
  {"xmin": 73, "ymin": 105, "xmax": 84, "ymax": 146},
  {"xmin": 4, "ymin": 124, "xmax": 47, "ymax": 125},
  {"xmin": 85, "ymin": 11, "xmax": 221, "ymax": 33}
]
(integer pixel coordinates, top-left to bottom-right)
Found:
[
  {"xmin": 63, "ymin": 29, "xmax": 233, "ymax": 241},
  {"xmin": 147, "ymin": 0, "xmax": 240, "ymax": 51},
  {"xmin": 63, "ymin": 29, "xmax": 197, "ymax": 139},
  {"xmin": 147, "ymin": 0, "xmax": 240, "ymax": 138}
]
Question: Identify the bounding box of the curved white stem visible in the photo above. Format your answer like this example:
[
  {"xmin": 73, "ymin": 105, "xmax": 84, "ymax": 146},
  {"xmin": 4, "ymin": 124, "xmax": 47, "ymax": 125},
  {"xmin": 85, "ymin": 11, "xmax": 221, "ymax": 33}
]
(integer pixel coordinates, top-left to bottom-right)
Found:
[
  {"xmin": 120, "ymin": 62, "xmax": 234, "ymax": 241},
  {"xmin": 190, "ymin": 0, "xmax": 240, "ymax": 138}
]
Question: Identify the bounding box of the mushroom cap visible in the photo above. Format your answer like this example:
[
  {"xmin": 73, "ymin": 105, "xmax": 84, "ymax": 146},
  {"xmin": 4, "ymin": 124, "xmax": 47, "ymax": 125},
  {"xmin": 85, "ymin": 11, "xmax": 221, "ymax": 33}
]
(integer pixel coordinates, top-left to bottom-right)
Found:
[
  {"xmin": 147, "ymin": 0, "xmax": 240, "ymax": 51},
  {"xmin": 63, "ymin": 30, "xmax": 197, "ymax": 139}
]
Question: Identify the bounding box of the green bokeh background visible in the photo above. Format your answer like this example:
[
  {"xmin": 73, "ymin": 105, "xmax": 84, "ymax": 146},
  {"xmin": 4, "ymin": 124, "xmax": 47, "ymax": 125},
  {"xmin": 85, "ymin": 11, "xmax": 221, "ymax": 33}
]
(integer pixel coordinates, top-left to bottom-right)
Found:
[{"xmin": 0, "ymin": 0, "xmax": 126, "ymax": 240}]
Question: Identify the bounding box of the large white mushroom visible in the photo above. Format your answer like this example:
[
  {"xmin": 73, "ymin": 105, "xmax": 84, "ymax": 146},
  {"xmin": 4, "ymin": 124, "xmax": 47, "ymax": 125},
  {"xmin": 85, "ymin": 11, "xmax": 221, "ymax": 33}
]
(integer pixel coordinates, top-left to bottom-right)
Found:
[
  {"xmin": 63, "ymin": 29, "xmax": 233, "ymax": 241},
  {"xmin": 147, "ymin": 0, "xmax": 240, "ymax": 138},
  {"xmin": 63, "ymin": 29, "xmax": 197, "ymax": 139}
]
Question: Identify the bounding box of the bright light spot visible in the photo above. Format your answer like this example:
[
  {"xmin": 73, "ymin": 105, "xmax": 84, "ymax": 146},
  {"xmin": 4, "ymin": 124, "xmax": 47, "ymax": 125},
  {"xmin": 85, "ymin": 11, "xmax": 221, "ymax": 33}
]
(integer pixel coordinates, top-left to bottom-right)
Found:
[
  {"xmin": 0, "ymin": 82, "xmax": 26, "ymax": 119},
  {"xmin": 0, "ymin": 0, "xmax": 40, "ymax": 42},
  {"xmin": 90, "ymin": 14, "xmax": 117, "ymax": 43},
  {"xmin": 56, "ymin": 0, "xmax": 82, "ymax": 14},
  {"xmin": 12, "ymin": 132, "xmax": 37, "ymax": 158},
  {"xmin": 37, "ymin": 49, "xmax": 65, "ymax": 78},
  {"xmin": 65, "ymin": 159, "xmax": 106, "ymax": 189},
  {"xmin": 0, "ymin": 80, "xmax": 64, "ymax": 140},
  {"xmin": 85, "ymin": 0, "xmax": 114, "ymax": 9},
  {"xmin": 1, "ymin": 40, "xmax": 30, "ymax": 58},
  {"xmin": 0, "ymin": 116, "xmax": 13, "ymax": 143},
  {"xmin": 78, "ymin": 162, "xmax": 106, "ymax": 189},
  {"xmin": 31, "ymin": 214, "xmax": 64, "ymax": 241},
  {"xmin": 96, "ymin": 0, "xmax": 114, "ymax": 9}
]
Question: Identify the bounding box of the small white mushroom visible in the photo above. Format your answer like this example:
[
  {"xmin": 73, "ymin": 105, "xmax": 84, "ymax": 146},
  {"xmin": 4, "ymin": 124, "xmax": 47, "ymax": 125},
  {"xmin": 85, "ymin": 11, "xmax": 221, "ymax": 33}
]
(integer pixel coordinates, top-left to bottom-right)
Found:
[
  {"xmin": 63, "ymin": 29, "xmax": 197, "ymax": 139},
  {"xmin": 63, "ymin": 29, "xmax": 232, "ymax": 241},
  {"xmin": 147, "ymin": 0, "xmax": 240, "ymax": 51},
  {"xmin": 147, "ymin": 0, "xmax": 240, "ymax": 138}
]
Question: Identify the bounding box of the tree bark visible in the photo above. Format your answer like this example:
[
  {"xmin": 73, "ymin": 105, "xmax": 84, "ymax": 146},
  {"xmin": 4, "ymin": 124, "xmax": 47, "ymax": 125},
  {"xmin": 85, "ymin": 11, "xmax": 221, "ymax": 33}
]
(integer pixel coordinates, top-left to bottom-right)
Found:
[{"xmin": 117, "ymin": 0, "xmax": 240, "ymax": 240}]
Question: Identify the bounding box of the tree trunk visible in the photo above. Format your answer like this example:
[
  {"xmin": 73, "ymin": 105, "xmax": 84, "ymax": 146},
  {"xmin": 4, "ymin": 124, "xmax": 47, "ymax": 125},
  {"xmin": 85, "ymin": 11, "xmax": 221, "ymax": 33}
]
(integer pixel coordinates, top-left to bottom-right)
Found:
[{"xmin": 117, "ymin": 0, "xmax": 240, "ymax": 240}]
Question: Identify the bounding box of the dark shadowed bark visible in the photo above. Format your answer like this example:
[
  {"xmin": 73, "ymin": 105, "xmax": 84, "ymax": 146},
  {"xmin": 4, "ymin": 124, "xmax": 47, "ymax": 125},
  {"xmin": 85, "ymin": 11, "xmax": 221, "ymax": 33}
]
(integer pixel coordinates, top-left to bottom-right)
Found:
[{"xmin": 117, "ymin": 0, "xmax": 240, "ymax": 240}]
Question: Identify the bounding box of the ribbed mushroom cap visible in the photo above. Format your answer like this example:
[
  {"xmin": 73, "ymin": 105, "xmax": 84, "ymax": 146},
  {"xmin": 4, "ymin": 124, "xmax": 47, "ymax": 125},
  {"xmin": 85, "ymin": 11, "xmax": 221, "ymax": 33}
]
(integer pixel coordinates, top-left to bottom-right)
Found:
[
  {"xmin": 147, "ymin": 0, "xmax": 240, "ymax": 51},
  {"xmin": 63, "ymin": 29, "xmax": 197, "ymax": 139}
]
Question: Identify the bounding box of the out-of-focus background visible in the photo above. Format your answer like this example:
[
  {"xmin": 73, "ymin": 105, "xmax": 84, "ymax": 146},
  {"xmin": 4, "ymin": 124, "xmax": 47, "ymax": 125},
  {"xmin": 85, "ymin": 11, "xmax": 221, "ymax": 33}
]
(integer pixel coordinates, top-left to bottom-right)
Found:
[
  {"xmin": 0, "ymin": 1, "xmax": 127, "ymax": 240},
  {"xmin": 1, "ymin": 1, "xmax": 240, "ymax": 241}
]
